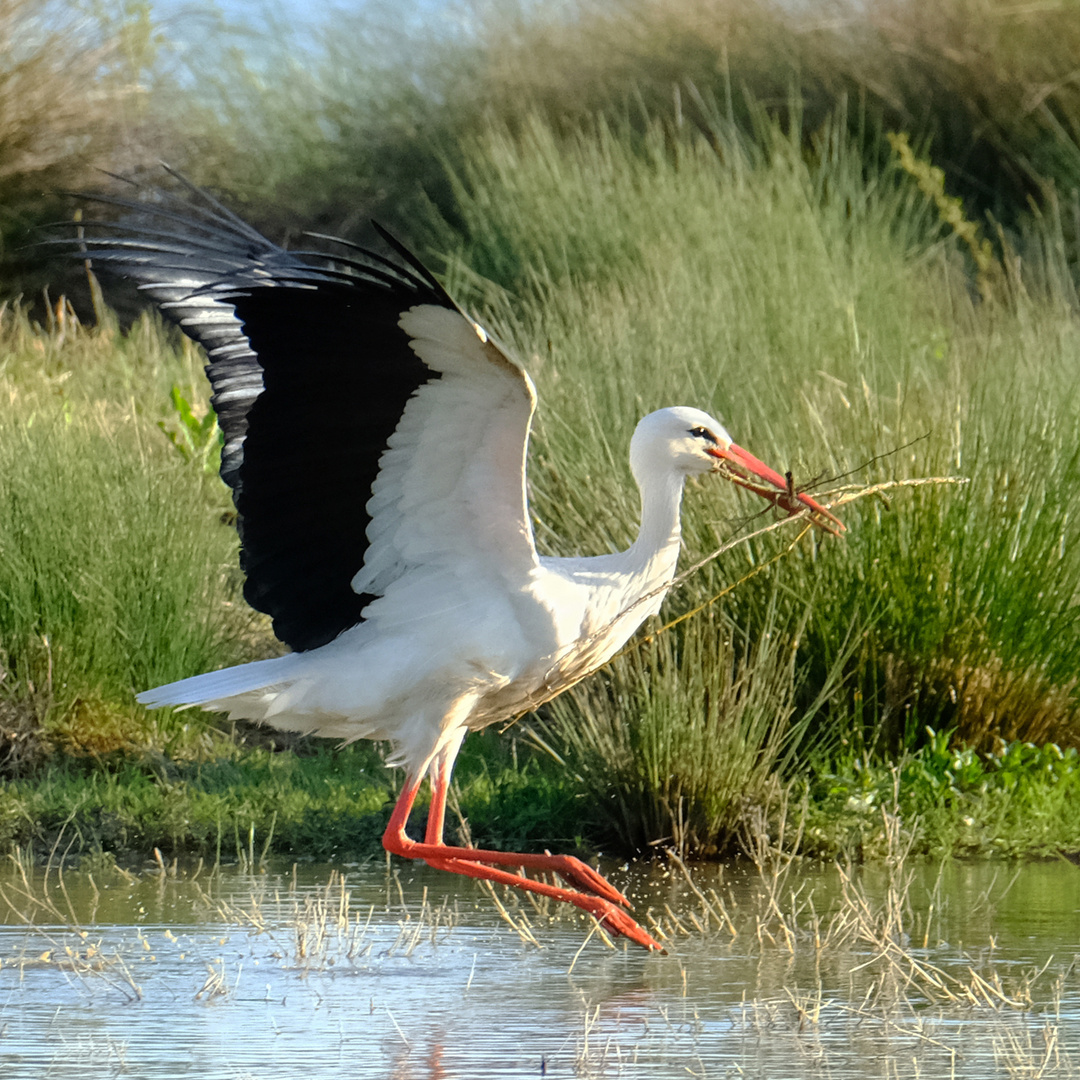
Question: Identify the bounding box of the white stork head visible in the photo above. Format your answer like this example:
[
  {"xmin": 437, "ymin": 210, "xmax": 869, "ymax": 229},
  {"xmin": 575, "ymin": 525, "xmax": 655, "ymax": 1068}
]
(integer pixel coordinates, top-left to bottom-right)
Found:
[
  {"xmin": 629, "ymin": 406, "xmax": 733, "ymax": 482},
  {"xmin": 630, "ymin": 406, "xmax": 843, "ymax": 532}
]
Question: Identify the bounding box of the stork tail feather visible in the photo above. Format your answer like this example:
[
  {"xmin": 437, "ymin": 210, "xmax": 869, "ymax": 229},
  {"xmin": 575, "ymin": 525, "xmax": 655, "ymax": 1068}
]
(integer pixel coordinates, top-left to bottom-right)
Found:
[{"xmin": 136, "ymin": 655, "xmax": 300, "ymax": 710}]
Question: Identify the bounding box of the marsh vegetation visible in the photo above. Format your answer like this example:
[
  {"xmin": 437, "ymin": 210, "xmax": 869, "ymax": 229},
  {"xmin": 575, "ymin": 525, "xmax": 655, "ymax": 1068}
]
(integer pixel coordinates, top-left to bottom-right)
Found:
[
  {"xmin": 2, "ymin": 0, "xmax": 1080, "ymax": 866},
  {"xmin": 0, "ymin": 810, "xmax": 1076, "ymax": 1078}
]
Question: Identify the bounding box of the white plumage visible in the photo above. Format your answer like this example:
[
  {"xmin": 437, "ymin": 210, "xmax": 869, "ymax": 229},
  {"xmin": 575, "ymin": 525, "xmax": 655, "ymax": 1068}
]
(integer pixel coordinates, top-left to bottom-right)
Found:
[{"xmin": 82, "ymin": 178, "xmax": 842, "ymax": 950}]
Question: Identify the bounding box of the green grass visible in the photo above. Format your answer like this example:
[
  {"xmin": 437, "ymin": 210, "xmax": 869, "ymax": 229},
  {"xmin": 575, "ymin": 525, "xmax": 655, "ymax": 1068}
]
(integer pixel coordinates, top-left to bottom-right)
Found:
[
  {"xmin": 422, "ymin": 108, "xmax": 1080, "ymax": 853},
  {"xmin": 0, "ymin": 726, "xmax": 590, "ymax": 863},
  {"xmin": 804, "ymin": 735, "xmax": 1080, "ymax": 859},
  {"xmin": 0, "ymin": 300, "xmax": 267, "ymax": 754},
  {"xmin": 0, "ymin": 741, "xmax": 392, "ymax": 862},
  {"xmin": 129, "ymin": 0, "xmax": 1080, "ymax": 284},
  {"xmin": 3, "ymin": 728, "xmax": 1078, "ymax": 865},
  {"xmin": 7, "ymin": 80, "xmax": 1080, "ymax": 859}
]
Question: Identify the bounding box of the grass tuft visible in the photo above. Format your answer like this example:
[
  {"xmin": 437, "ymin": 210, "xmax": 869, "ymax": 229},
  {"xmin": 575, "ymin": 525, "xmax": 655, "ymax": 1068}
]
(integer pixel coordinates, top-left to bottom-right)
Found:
[
  {"xmin": 0, "ymin": 297, "xmax": 266, "ymax": 752},
  {"xmin": 531, "ymin": 604, "xmax": 849, "ymax": 858},
  {"xmin": 8, "ymin": 44, "xmax": 1080, "ymax": 859}
]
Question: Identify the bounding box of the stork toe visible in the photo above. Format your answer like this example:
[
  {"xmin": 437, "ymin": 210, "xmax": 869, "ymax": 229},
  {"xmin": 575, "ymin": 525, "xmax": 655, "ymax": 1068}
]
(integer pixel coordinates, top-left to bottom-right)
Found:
[
  {"xmin": 549, "ymin": 854, "xmax": 632, "ymax": 908},
  {"xmin": 589, "ymin": 900, "xmax": 666, "ymax": 953}
]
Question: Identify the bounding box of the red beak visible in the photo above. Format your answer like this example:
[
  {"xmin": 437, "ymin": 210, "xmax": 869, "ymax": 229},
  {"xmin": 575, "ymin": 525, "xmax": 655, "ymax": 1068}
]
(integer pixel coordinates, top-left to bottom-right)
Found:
[{"xmin": 707, "ymin": 443, "xmax": 844, "ymax": 536}]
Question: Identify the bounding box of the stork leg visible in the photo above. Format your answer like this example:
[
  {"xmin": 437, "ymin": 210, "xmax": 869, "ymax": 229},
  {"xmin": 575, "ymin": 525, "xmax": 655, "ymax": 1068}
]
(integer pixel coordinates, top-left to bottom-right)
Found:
[
  {"xmin": 383, "ymin": 755, "xmax": 664, "ymax": 953},
  {"xmin": 412, "ymin": 737, "xmax": 632, "ymax": 906},
  {"xmin": 423, "ymin": 745, "xmax": 452, "ymax": 846}
]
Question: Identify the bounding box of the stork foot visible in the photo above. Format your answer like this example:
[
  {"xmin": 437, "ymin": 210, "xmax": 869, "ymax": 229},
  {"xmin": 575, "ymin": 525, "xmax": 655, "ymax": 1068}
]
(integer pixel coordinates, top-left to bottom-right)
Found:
[
  {"xmin": 427, "ymin": 856, "xmax": 664, "ymax": 952},
  {"xmin": 385, "ymin": 775, "xmax": 659, "ymax": 951},
  {"xmin": 590, "ymin": 899, "xmax": 666, "ymax": 953},
  {"xmin": 543, "ymin": 853, "xmax": 631, "ymax": 908}
]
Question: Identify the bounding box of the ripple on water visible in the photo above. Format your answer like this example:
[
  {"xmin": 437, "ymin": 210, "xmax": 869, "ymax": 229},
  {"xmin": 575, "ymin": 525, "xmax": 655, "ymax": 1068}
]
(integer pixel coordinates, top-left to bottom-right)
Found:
[{"xmin": 0, "ymin": 859, "xmax": 1076, "ymax": 1079}]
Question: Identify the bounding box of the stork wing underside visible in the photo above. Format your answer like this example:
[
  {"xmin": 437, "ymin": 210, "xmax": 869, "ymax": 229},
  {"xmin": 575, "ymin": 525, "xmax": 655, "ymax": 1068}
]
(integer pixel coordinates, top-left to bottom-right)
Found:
[{"xmin": 76, "ymin": 182, "xmax": 539, "ymax": 651}]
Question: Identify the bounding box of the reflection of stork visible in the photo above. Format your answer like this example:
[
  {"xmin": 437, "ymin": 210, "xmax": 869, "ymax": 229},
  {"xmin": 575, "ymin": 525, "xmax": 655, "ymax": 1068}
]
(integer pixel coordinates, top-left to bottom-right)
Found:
[{"xmin": 82, "ymin": 181, "xmax": 842, "ymax": 951}]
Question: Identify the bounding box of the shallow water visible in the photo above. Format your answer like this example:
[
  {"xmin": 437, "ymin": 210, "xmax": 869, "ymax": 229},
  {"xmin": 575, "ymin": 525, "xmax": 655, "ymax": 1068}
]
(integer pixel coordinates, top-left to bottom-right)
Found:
[{"xmin": 0, "ymin": 855, "xmax": 1076, "ymax": 1078}]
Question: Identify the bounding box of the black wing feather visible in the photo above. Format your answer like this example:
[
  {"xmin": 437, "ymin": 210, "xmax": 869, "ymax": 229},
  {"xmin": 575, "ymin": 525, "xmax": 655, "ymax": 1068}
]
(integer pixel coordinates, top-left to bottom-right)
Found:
[{"xmin": 74, "ymin": 180, "xmax": 455, "ymax": 652}]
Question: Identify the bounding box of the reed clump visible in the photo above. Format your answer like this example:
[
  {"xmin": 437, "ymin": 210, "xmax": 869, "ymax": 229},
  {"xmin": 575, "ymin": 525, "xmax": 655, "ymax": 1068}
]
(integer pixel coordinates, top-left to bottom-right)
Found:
[
  {"xmin": 0, "ymin": 297, "xmax": 258, "ymax": 754},
  {"xmin": 530, "ymin": 604, "xmax": 847, "ymax": 858},
  {"xmin": 149, "ymin": 0, "xmax": 1080, "ymax": 287},
  {"xmin": 439, "ymin": 109, "xmax": 1080, "ymax": 855},
  {"xmin": 8, "ymin": 3, "xmax": 1080, "ymax": 858}
]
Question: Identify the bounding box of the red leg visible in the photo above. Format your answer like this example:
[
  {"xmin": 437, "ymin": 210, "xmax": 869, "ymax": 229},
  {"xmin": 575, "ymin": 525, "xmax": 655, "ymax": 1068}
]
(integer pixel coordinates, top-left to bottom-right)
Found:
[
  {"xmin": 424, "ymin": 744, "xmax": 452, "ymax": 846},
  {"xmin": 387, "ymin": 773, "xmax": 630, "ymax": 905},
  {"xmin": 384, "ymin": 768, "xmax": 663, "ymax": 953},
  {"xmin": 425, "ymin": 855, "xmax": 665, "ymax": 952}
]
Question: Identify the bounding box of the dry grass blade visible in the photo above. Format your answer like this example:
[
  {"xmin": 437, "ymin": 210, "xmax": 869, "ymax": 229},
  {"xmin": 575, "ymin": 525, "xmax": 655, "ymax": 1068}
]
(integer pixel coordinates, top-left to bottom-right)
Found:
[
  {"xmin": 0, "ymin": 847, "xmax": 142, "ymax": 1001},
  {"xmin": 478, "ymin": 879, "xmax": 544, "ymax": 949},
  {"xmin": 667, "ymin": 849, "xmax": 737, "ymax": 939},
  {"xmin": 193, "ymin": 958, "xmax": 231, "ymax": 1002},
  {"xmin": 198, "ymin": 869, "xmax": 397, "ymax": 970}
]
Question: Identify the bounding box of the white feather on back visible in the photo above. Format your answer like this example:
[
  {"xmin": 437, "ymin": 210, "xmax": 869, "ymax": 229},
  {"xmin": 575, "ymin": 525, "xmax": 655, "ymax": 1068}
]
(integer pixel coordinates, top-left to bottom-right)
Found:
[{"xmin": 352, "ymin": 304, "xmax": 540, "ymax": 601}]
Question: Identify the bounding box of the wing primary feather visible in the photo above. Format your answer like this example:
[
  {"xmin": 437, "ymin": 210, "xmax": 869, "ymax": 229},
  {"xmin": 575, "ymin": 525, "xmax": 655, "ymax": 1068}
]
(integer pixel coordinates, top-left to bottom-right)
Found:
[
  {"xmin": 288, "ymin": 248, "xmax": 440, "ymax": 293},
  {"xmin": 371, "ymin": 221, "xmax": 449, "ymax": 296},
  {"xmin": 68, "ymin": 174, "xmax": 458, "ymax": 652},
  {"xmin": 305, "ymin": 229, "xmax": 452, "ymax": 301},
  {"xmin": 155, "ymin": 162, "xmax": 275, "ymax": 244}
]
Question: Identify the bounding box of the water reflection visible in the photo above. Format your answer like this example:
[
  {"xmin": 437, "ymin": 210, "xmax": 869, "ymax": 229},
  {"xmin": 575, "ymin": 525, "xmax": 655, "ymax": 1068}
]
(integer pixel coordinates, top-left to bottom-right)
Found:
[{"xmin": 0, "ymin": 857, "xmax": 1075, "ymax": 1078}]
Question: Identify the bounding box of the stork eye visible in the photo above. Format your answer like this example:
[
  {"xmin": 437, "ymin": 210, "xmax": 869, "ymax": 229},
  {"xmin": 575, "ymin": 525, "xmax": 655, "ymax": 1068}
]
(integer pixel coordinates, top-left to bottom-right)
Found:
[{"xmin": 689, "ymin": 426, "xmax": 717, "ymax": 443}]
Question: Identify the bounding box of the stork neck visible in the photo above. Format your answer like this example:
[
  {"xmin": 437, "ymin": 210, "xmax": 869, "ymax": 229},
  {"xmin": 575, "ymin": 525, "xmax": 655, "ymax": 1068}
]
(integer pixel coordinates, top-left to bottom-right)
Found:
[{"xmin": 625, "ymin": 470, "xmax": 686, "ymax": 579}]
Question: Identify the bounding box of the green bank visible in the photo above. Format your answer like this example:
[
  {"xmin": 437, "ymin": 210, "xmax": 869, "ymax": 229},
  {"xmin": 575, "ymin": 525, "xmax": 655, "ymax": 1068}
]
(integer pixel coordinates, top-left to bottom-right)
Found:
[{"xmin": 3, "ymin": 106, "xmax": 1080, "ymax": 862}]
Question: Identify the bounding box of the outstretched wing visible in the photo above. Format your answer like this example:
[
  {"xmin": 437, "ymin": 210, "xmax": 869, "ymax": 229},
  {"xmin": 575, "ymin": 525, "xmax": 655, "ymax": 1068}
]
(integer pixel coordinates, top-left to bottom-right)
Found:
[{"xmin": 76, "ymin": 177, "xmax": 539, "ymax": 652}]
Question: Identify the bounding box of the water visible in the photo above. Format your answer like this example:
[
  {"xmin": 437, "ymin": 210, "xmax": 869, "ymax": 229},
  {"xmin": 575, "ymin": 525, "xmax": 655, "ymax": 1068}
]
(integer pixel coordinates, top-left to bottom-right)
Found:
[{"xmin": 0, "ymin": 855, "xmax": 1076, "ymax": 1078}]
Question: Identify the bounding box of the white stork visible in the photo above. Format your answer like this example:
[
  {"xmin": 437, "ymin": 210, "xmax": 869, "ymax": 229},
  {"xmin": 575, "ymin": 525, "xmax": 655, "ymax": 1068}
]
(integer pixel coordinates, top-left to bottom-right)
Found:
[{"xmin": 80, "ymin": 178, "xmax": 842, "ymax": 952}]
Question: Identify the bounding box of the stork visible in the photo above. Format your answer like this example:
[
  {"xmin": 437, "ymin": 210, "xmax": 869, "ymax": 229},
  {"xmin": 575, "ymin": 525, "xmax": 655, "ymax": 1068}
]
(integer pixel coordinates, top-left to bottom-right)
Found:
[{"xmin": 78, "ymin": 178, "xmax": 842, "ymax": 952}]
